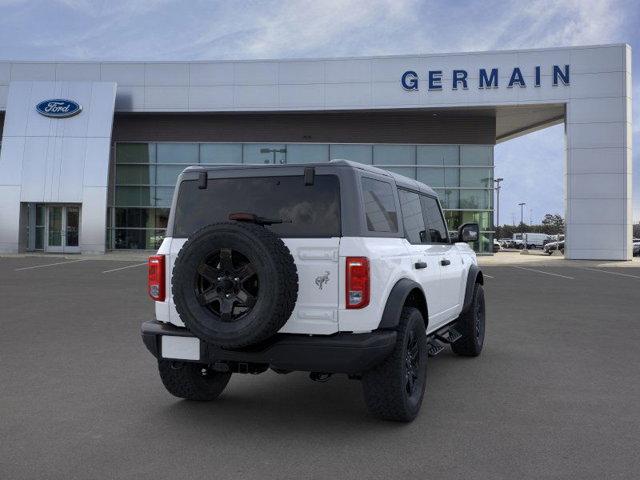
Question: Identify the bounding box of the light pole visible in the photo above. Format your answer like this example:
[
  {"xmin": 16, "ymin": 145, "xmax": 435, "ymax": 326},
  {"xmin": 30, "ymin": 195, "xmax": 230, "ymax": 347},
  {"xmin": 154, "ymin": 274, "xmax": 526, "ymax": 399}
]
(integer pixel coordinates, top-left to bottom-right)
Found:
[
  {"xmin": 518, "ymin": 202, "xmax": 526, "ymax": 226},
  {"xmin": 260, "ymin": 147, "xmax": 287, "ymax": 164},
  {"xmin": 518, "ymin": 202, "xmax": 527, "ymax": 252},
  {"xmin": 494, "ymin": 178, "xmax": 503, "ymax": 227}
]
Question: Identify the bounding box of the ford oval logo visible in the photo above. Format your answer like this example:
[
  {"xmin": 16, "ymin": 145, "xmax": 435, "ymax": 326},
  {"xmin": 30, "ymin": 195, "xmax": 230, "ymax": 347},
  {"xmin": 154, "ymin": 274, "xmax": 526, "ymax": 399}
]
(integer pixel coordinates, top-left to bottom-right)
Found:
[{"xmin": 36, "ymin": 99, "xmax": 82, "ymax": 118}]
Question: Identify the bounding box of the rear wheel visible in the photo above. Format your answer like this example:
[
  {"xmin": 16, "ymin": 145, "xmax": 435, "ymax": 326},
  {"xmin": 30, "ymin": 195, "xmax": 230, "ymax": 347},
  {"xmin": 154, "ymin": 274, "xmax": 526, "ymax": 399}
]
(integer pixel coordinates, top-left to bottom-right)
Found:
[
  {"xmin": 451, "ymin": 283, "xmax": 485, "ymax": 357},
  {"xmin": 362, "ymin": 307, "xmax": 427, "ymax": 422},
  {"xmin": 158, "ymin": 360, "xmax": 231, "ymax": 401}
]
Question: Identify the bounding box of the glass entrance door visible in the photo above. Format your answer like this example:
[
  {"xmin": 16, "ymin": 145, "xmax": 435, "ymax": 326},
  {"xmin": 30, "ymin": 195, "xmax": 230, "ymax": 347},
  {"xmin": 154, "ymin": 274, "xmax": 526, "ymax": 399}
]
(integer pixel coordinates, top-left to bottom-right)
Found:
[
  {"xmin": 45, "ymin": 205, "xmax": 81, "ymax": 253},
  {"xmin": 46, "ymin": 207, "xmax": 64, "ymax": 253},
  {"xmin": 65, "ymin": 206, "xmax": 80, "ymax": 251}
]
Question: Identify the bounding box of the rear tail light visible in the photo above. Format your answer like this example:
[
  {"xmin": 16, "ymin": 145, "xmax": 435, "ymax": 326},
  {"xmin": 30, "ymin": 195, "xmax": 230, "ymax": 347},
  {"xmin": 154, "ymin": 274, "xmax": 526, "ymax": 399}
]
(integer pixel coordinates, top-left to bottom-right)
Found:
[
  {"xmin": 148, "ymin": 255, "xmax": 165, "ymax": 301},
  {"xmin": 346, "ymin": 257, "xmax": 370, "ymax": 309}
]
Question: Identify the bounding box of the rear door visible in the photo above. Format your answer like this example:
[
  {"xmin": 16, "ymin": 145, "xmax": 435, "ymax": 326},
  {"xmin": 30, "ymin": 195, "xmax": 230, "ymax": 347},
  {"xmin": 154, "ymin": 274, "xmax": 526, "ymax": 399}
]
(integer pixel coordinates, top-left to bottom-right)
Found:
[
  {"xmin": 420, "ymin": 195, "xmax": 465, "ymax": 324},
  {"xmin": 397, "ymin": 189, "xmax": 444, "ymax": 323}
]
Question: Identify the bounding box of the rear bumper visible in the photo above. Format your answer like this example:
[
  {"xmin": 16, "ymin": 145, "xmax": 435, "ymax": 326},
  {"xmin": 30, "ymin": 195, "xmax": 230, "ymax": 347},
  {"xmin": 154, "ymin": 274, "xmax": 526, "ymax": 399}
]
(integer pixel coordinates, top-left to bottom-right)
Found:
[{"xmin": 141, "ymin": 320, "xmax": 396, "ymax": 375}]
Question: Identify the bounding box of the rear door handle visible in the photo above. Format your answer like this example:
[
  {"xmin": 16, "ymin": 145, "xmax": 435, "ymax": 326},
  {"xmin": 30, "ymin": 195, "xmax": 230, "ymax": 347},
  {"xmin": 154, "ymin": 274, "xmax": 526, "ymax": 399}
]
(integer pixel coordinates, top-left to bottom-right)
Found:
[
  {"xmin": 440, "ymin": 259, "xmax": 451, "ymax": 266},
  {"xmin": 414, "ymin": 261, "xmax": 427, "ymax": 269}
]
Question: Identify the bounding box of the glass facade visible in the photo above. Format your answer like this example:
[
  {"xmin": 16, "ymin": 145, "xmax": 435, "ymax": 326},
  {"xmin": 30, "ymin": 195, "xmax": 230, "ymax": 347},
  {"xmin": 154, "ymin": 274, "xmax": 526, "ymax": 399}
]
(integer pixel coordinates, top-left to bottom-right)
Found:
[{"xmin": 110, "ymin": 142, "xmax": 494, "ymax": 253}]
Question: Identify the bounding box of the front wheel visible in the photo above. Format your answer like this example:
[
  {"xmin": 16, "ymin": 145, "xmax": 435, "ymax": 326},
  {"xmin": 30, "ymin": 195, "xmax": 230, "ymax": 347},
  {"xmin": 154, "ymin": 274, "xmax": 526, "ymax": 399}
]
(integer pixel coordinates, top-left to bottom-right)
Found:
[
  {"xmin": 362, "ymin": 307, "xmax": 428, "ymax": 422},
  {"xmin": 451, "ymin": 283, "xmax": 485, "ymax": 357},
  {"xmin": 158, "ymin": 360, "xmax": 231, "ymax": 401}
]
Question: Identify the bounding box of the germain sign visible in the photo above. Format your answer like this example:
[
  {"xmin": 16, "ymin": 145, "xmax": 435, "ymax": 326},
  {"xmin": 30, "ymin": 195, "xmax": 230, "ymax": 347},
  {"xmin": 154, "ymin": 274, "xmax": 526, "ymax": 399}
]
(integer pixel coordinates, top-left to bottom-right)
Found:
[
  {"xmin": 401, "ymin": 65, "xmax": 570, "ymax": 91},
  {"xmin": 36, "ymin": 99, "xmax": 82, "ymax": 118}
]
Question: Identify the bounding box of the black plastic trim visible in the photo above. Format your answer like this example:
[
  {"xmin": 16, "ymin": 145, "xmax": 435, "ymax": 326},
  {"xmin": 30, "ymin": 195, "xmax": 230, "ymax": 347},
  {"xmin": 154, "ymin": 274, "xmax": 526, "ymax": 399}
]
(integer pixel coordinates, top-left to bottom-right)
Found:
[
  {"xmin": 461, "ymin": 264, "xmax": 483, "ymax": 314},
  {"xmin": 141, "ymin": 320, "xmax": 397, "ymax": 375},
  {"xmin": 378, "ymin": 278, "xmax": 427, "ymax": 330}
]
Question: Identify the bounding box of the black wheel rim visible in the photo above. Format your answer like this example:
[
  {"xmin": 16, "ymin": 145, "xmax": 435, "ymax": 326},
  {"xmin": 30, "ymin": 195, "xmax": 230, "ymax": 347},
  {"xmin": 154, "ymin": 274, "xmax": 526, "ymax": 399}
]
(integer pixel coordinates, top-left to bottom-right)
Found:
[
  {"xmin": 405, "ymin": 331, "xmax": 420, "ymax": 396},
  {"xmin": 194, "ymin": 248, "xmax": 259, "ymax": 322}
]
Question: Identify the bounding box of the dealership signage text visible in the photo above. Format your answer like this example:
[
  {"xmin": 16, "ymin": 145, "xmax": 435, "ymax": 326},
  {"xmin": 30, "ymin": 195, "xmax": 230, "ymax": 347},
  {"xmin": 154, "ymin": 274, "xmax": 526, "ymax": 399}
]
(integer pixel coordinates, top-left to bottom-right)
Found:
[{"xmin": 401, "ymin": 65, "xmax": 570, "ymax": 91}]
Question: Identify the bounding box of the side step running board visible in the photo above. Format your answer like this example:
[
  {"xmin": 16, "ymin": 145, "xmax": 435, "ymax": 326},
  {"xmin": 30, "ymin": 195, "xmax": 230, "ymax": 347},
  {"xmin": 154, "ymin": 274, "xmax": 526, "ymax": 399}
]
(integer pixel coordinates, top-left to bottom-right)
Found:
[
  {"xmin": 427, "ymin": 342, "xmax": 445, "ymax": 356},
  {"xmin": 435, "ymin": 328, "xmax": 461, "ymax": 345},
  {"xmin": 427, "ymin": 326, "xmax": 461, "ymax": 357}
]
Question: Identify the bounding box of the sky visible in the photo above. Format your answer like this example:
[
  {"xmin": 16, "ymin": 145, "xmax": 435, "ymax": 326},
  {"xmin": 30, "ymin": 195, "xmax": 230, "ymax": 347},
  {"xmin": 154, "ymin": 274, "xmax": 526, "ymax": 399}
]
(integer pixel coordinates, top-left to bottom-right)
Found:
[{"xmin": 0, "ymin": 0, "xmax": 638, "ymax": 225}]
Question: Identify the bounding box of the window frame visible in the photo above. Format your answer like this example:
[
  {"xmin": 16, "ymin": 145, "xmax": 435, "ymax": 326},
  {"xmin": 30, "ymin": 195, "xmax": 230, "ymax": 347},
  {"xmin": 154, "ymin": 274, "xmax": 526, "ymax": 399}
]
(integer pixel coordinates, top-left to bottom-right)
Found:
[
  {"xmin": 360, "ymin": 176, "xmax": 400, "ymax": 235},
  {"xmin": 397, "ymin": 187, "xmax": 428, "ymax": 245},
  {"xmin": 420, "ymin": 193, "xmax": 451, "ymax": 244}
]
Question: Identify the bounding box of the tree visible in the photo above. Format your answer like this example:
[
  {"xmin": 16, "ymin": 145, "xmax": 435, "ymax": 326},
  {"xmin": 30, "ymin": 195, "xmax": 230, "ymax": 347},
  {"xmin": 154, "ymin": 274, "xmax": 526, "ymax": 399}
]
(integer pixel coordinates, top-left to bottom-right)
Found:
[
  {"xmin": 494, "ymin": 214, "xmax": 565, "ymax": 239},
  {"xmin": 542, "ymin": 214, "xmax": 564, "ymax": 230}
]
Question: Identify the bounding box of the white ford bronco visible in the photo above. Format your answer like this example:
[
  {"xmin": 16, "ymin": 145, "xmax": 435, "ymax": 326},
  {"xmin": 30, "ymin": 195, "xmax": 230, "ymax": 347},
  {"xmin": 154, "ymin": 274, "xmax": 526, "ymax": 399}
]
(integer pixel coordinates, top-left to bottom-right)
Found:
[{"xmin": 142, "ymin": 160, "xmax": 485, "ymax": 422}]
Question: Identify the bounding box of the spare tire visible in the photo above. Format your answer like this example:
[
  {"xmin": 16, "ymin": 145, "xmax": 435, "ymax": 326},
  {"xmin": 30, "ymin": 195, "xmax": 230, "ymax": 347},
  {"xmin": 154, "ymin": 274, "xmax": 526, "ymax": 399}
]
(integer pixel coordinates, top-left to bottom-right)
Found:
[{"xmin": 172, "ymin": 222, "xmax": 298, "ymax": 348}]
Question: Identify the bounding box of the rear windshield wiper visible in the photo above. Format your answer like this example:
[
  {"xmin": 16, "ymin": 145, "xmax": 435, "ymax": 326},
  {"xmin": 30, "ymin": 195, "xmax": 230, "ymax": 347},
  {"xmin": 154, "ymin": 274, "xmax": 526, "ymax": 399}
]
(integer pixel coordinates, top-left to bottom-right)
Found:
[{"xmin": 228, "ymin": 212, "xmax": 287, "ymax": 226}]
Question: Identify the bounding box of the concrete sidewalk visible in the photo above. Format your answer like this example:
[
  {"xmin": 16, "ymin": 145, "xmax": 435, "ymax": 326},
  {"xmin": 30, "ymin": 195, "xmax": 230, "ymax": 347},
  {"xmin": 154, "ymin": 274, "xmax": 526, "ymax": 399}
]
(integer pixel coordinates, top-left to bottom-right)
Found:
[
  {"xmin": 0, "ymin": 250, "xmax": 154, "ymax": 262},
  {"xmin": 480, "ymin": 251, "xmax": 640, "ymax": 268}
]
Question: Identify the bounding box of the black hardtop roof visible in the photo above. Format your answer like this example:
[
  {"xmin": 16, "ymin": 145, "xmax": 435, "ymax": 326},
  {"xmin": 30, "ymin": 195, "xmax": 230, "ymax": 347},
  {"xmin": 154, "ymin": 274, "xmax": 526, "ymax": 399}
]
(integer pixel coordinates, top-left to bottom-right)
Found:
[{"xmin": 183, "ymin": 159, "xmax": 438, "ymax": 197}]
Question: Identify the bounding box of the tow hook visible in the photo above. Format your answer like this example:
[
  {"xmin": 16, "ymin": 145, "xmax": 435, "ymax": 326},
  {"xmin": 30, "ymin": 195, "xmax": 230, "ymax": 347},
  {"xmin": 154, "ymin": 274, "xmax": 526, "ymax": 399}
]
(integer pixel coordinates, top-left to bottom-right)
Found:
[{"xmin": 309, "ymin": 372, "xmax": 332, "ymax": 383}]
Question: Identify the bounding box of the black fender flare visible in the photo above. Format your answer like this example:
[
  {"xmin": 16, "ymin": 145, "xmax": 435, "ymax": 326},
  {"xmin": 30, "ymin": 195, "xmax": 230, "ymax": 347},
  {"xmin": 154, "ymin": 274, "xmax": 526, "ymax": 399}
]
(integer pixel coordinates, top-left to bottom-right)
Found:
[
  {"xmin": 461, "ymin": 264, "xmax": 484, "ymax": 314},
  {"xmin": 378, "ymin": 278, "xmax": 428, "ymax": 330}
]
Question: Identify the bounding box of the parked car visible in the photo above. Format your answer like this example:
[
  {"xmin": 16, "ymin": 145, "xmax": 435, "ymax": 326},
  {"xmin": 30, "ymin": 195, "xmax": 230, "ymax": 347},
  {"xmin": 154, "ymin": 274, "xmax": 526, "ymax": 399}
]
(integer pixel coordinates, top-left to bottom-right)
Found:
[
  {"xmin": 513, "ymin": 232, "xmax": 552, "ymax": 249},
  {"xmin": 142, "ymin": 160, "xmax": 486, "ymax": 422},
  {"xmin": 543, "ymin": 240, "xmax": 565, "ymax": 255},
  {"xmin": 633, "ymin": 239, "xmax": 640, "ymax": 256},
  {"xmin": 493, "ymin": 239, "xmax": 501, "ymax": 253},
  {"xmin": 544, "ymin": 234, "xmax": 565, "ymax": 246}
]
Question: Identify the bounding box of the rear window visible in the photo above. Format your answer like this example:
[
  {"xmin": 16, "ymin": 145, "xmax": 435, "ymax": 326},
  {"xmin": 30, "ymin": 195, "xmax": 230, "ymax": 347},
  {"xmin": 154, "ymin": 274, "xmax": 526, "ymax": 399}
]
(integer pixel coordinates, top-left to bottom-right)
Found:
[
  {"xmin": 361, "ymin": 177, "xmax": 398, "ymax": 233},
  {"xmin": 173, "ymin": 175, "xmax": 341, "ymax": 238}
]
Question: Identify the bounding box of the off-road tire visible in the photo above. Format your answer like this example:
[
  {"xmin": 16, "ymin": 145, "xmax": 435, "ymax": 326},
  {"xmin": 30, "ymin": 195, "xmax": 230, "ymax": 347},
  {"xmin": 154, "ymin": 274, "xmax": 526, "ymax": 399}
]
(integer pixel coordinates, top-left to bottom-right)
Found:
[
  {"xmin": 451, "ymin": 283, "xmax": 485, "ymax": 357},
  {"xmin": 172, "ymin": 222, "xmax": 298, "ymax": 348},
  {"xmin": 362, "ymin": 307, "xmax": 428, "ymax": 422},
  {"xmin": 158, "ymin": 360, "xmax": 231, "ymax": 401}
]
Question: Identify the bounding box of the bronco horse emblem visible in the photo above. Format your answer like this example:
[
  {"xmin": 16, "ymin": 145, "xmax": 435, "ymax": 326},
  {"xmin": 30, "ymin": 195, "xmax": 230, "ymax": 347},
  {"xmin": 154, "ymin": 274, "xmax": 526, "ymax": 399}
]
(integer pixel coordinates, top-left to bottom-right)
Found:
[{"xmin": 315, "ymin": 271, "xmax": 330, "ymax": 290}]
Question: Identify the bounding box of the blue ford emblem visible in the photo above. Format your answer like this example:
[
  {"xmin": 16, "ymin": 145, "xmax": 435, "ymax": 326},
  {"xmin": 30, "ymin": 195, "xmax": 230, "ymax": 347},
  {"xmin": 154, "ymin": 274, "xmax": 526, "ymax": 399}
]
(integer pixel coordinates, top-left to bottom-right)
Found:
[{"xmin": 36, "ymin": 99, "xmax": 82, "ymax": 118}]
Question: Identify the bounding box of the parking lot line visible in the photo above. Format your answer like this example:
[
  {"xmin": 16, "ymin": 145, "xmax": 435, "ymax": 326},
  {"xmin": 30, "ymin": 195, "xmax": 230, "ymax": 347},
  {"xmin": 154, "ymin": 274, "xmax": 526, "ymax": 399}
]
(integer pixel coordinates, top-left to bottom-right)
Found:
[
  {"xmin": 512, "ymin": 266, "xmax": 574, "ymax": 280},
  {"xmin": 102, "ymin": 262, "xmax": 147, "ymax": 274},
  {"xmin": 579, "ymin": 267, "xmax": 640, "ymax": 279},
  {"xmin": 14, "ymin": 259, "xmax": 87, "ymax": 271},
  {"xmin": 483, "ymin": 274, "xmax": 495, "ymax": 279}
]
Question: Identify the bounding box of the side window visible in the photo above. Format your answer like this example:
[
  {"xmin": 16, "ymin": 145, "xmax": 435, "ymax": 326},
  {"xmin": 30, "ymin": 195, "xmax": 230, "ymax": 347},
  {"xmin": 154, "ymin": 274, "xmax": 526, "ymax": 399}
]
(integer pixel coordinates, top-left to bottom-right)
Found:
[
  {"xmin": 398, "ymin": 189, "xmax": 427, "ymax": 244},
  {"xmin": 420, "ymin": 195, "xmax": 449, "ymax": 243},
  {"xmin": 361, "ymin": 177, "xmax": 398, "ymax": 233}
]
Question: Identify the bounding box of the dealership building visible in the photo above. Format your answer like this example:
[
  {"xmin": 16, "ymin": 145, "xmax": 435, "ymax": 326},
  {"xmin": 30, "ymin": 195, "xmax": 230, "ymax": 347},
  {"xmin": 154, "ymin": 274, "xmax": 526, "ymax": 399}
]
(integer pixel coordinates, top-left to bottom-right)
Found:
[{"xmin": 0, "ymin": 44, "xmax": 633, "ymax": 259}]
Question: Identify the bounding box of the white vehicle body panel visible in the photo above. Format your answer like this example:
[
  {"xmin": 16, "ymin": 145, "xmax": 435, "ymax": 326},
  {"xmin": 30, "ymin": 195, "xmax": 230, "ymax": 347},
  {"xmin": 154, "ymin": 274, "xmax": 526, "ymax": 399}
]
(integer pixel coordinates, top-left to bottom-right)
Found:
[
  {"xmin": 156, "ymin": 234, "xmax": 477, "ymax": 336},
  {"xmin": 277, "ymin": 238, "xmax": 340, "ymax": 334},
  {"xmin": 156, "ymin": 236, "xmax": 341, "ymax": 335},
  {"xmin": 338, "ymin": 237, "xmax": 413, "ymax": 333}
]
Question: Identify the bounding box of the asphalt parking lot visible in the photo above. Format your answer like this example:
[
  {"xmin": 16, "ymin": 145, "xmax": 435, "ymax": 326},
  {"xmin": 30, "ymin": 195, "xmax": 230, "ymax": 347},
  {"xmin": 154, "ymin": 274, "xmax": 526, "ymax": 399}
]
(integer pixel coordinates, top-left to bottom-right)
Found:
[{"xmin": 1, "ymin": 256, "xmax": 639, "ymax": 479}]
